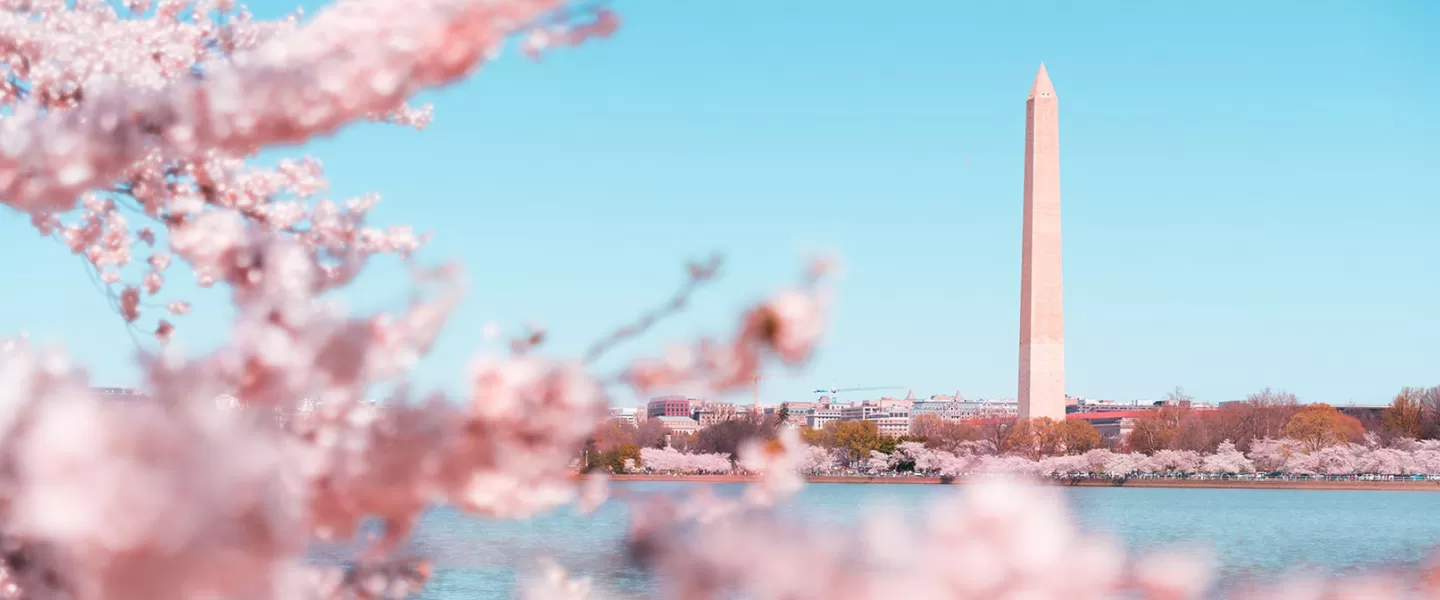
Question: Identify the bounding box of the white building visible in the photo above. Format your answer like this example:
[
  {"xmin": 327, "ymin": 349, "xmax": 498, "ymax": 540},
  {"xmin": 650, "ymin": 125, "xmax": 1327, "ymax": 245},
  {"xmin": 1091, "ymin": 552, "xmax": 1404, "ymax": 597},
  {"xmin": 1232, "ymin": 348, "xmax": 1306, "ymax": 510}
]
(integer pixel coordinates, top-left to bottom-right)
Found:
[
  {"xmin": 806, "ymin": 408, "xmax": 844, "ymax": 430},
  {"xmin": 656, "ymin": 416, "xmax": 701, "ymax": 435},
  {"xmin": 910, "ymin": 400, "xmax": 1018, "ymax": 419},
  {"xmin": 607, "ymin": 407, "xmax": 638, "ymax": 425},
  {"xmin": 871, "ymin": 416, "xmax": 912, "ymax": 437}
]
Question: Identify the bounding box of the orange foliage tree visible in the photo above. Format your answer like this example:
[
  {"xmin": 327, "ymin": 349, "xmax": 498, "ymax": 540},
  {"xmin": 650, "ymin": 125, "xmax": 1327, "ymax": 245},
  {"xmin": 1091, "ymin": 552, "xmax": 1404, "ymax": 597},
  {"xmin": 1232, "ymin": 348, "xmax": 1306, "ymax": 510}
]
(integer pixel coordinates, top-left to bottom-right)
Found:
[
  {"xmin": 1126, "ymin": 406, "xmax": 1184, "ymax": 455},
  {"xmin": 909, "ymin": 414, "xmax": 982, "ymax": 451},
  {"xmin": 1003, "ymin": 418, "xmax": 1054, "ymax": 459},
  {"xmin": 1383, "ymin": 387, "xmax": 1427, "ymax": 439},
  {"xmin": 1055, "ymin": 419, "xmax": 1103, "ymax": 454},
  {"xmin": 1001, "ymin": 418, "xmax": 1102, "ymax": 457},
  {"xmin": 1281, "ymin": 403, "xmax": 1365, "ymax": 452}
]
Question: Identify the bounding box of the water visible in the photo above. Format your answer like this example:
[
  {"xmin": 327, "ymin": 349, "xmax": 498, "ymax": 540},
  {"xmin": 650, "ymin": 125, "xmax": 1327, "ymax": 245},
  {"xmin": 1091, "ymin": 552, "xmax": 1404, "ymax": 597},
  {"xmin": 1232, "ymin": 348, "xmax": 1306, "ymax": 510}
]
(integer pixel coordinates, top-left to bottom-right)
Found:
[{"xmin": 399, "ymin": 482, "xmax": 1440, "ymax": 598}]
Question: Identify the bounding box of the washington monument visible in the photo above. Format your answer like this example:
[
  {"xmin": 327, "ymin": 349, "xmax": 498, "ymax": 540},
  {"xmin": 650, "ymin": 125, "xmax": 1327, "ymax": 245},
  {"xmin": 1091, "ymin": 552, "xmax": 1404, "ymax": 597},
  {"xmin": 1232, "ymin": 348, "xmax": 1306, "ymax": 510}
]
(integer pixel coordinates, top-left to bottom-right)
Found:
[{"xmin": 1018, "ymin": 63, "xmax": 1066, "ymax": 421}]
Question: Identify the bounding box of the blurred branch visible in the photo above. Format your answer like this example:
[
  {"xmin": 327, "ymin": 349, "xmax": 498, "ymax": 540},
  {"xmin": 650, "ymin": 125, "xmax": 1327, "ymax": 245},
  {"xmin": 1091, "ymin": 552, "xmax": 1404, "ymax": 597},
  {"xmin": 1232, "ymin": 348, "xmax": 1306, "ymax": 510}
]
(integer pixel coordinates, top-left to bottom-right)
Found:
[{"xmin": 582, "ymin": 254, "xmax": 722, "ymax": 365}]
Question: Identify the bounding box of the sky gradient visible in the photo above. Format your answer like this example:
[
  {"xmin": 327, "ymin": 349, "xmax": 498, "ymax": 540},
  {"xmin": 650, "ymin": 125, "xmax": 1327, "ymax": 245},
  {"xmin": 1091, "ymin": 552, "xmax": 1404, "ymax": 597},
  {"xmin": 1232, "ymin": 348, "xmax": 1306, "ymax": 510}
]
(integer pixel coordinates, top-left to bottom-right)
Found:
[{"xmin": 1, "ymin": 0, "xmax": 1435, "ymax": 407}]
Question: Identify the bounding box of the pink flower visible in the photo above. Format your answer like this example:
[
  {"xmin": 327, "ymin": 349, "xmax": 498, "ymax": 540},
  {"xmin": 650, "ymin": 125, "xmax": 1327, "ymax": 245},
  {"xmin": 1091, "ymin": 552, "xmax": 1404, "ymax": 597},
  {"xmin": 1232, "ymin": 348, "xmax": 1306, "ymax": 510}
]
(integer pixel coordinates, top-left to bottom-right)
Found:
[
  {"xmin": 744, "ymin": 289, "xmax": 828, "ymax": 365},
  {"xmin": 119, "ymin": 287, "xmax": 141, "ymax": 322}
]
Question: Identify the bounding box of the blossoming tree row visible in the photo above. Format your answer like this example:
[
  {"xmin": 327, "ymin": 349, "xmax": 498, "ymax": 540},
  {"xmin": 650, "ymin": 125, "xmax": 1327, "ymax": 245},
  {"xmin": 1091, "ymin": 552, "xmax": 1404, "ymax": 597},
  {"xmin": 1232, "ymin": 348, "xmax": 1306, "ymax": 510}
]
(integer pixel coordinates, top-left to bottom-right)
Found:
[{"xmin": 631, "ymin": 438, "xmax": 1440, "ymax": 478}]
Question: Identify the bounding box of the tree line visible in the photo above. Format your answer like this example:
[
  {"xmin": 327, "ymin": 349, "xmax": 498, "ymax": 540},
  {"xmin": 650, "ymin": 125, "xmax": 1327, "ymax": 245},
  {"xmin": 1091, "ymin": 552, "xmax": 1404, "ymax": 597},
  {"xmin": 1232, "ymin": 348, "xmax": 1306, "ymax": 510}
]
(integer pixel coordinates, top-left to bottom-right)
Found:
[
  {"xmin": 585, "ymin": 385, "xmax": 1440, "ymax": 472},
  {"xmin": 1123, "ymin": 386, "xmax": 1440, "ymax": 454}
]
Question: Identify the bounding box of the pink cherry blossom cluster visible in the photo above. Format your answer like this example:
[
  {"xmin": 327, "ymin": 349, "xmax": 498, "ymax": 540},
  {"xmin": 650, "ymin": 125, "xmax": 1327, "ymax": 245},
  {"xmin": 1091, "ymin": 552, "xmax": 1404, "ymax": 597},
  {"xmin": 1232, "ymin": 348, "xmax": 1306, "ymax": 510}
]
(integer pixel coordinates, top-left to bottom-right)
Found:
[
  {"xmin": 517, "ymin": 559, "xmax": 596, "ymax": 600},
  {"xmin": 863, "ymin": 439, "xmax": 1440, "ymax": 478},
  {"xmin": 642, "ymin": 438, "xmax": 1440, "ymax": 480},
  {"xmin": 0, "ymin": 0, "xmax": 839, "ymax": 598},
  {"xmin": 800, "ymin": 443, "xmax": 840, "ymax": 473},
  {"xmin": 736, "ymin": 429, "xmax": 808, "ymax": 506},
  {"xmin": 619, "ymin": 258, "xmax": 833, "ymax": 394},
  {"xmin": 1247, "ymin": 437, "xmax": 1440, "ymax": 475},
  {"xmin": 0, "ymin": 252, "xmax": 832, "ymax": 600},
  {"xmin": 638, "ymin": 447, "xmax": 733, "ymax": 474},
  {"xmin": 0, "ymin": 0, "xmax": 616, "ymax": 338}
]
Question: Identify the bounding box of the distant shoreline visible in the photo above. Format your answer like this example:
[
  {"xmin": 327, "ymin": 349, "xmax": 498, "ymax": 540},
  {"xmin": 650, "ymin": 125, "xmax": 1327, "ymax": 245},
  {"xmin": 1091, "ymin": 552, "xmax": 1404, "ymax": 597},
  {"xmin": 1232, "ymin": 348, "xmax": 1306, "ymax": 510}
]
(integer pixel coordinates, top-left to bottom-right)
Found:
[{"xmin": 608, "ymin": 474, "xmax": 1440, "ymax": 491}]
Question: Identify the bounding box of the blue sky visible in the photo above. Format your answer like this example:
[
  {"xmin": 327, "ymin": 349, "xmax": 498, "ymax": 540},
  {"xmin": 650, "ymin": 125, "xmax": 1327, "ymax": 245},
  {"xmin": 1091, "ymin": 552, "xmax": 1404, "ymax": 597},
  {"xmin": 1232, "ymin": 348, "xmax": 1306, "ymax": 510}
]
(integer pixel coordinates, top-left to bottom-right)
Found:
[{"xmin": 1, "ymin": 1, "xmax": 1435, "ymax": 407}]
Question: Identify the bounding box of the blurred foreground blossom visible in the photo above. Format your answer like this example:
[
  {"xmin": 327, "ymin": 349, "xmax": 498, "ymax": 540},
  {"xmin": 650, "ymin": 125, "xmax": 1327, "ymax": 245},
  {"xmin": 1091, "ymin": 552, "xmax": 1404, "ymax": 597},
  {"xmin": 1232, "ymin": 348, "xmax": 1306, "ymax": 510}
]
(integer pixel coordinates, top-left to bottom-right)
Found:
[
  {"xmin": 519, "ymin": 559, "xmax": 600, "ymax": 600},
  {"xmin": 629, "ymin": 477, "xmax": 1148, "ymax": 600},
  {"xmin": 616, "ymin": 474, "xmax": 1440, "ymax": 600},
  {"xmin": 0, "ymin": 0, "xmax": 1436, "ymax": 598}
]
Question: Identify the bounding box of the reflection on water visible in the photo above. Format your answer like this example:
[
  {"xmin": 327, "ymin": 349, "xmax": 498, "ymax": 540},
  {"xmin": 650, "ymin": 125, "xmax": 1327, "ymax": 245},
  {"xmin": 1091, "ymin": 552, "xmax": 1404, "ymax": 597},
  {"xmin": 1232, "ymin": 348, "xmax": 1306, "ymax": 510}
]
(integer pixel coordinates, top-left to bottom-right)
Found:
[{"xmin": 317, "ymin": 482, "xmax": 1440, "ymax": 598}]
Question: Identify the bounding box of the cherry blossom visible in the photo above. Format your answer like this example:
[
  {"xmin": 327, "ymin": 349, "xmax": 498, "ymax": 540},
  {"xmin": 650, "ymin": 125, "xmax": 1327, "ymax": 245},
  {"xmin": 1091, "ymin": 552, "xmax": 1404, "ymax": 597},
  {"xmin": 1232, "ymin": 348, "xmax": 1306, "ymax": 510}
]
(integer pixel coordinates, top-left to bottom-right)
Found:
[
  {"xmin": 800, "ymin": 444, "xmax": 841, "ymax": 474},
  {"xmin": 0, "ymin": 0, "xmax": 616, "ymax": 339},
  {"xmin": 737, "ymin": 429, "xmax": 807, "ymax": 506},
  {"xmin": 1200, "ymin": 441, "xmax": 1256, "ymax": 474},
  {"xmin": 517, "ymin": 559, "xmax": 596, "ymax": 600},
  {"xmin": 3, "ymin": 0, "xmax": 1440, "ymax": 598},
  {"xmin": 1144, "ymin": 449, "xmax": 1204, "ymax": 474},
  {"xmin": 639, "ymin": 447, "xmax": 732, "ymax": 474},
  {"xmin": 639, "ymin": 439, "xmax": 1440, "ymax": 481},
  {"xmin": 863, "ymin": 450, "xmax": 893, "ymax": 474}
]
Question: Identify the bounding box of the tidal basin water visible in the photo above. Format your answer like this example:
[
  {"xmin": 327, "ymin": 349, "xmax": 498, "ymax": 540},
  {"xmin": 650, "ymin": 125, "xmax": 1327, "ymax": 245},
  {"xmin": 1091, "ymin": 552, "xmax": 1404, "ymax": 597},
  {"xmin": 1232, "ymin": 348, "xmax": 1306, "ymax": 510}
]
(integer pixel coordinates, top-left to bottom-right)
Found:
[{"xmin": 398, "ymin": 482, "xmax": 1440, "ymax": 598}]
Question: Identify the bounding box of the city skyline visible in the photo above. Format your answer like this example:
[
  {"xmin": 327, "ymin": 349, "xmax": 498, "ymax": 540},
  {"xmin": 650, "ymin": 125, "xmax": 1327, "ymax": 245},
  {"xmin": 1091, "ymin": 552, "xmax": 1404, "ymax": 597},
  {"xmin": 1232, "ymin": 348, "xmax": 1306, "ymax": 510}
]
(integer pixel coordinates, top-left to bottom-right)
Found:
[{"xmin": 0, "ymin": 1, "xmax": 1432, "ymax": 407}]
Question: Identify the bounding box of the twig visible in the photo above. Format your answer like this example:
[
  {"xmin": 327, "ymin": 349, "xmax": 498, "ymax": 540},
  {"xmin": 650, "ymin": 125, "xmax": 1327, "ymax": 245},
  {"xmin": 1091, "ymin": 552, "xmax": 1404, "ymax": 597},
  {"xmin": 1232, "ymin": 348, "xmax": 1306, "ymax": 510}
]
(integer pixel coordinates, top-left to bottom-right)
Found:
[{"xmin": 582, "ymin": 254, "xmax": 722, "ymax": 365}]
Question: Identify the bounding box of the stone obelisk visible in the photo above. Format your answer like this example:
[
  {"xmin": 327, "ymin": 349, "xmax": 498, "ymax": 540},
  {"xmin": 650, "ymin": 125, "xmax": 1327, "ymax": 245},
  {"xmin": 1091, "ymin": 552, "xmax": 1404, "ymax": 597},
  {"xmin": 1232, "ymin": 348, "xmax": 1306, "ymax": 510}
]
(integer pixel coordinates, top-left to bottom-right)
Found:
[{"xmin": 1018, "ymin": 63, "xmax": 1066, "ymax": 421}]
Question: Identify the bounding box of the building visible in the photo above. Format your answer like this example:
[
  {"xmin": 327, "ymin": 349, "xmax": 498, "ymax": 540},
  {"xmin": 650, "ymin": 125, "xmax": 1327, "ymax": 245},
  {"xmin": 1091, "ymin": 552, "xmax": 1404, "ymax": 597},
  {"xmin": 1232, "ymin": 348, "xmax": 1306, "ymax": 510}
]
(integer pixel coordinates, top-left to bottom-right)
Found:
[
  {"xmin": 785, "ymin": 401, "xmax": 821, "ymax": 414},
  {"xmin": 656, "ymin": 416, "xmax": 701, "ymax": 435},
  {"xmin": 807, "ymin": 408, "xmax": 844, "ymax": 430},
  {"xmin": 1017, "ymin": 63, "xmax": 1067, "ymax": 422},
  {"xmin": 871, "ymin": 416, "xmax": 912, "ymax": 437},
  {"xmin": 772, "ymin": 401, "xmax": 816, "ymax": 428},
  {"xmin": 647, "ymin": 395, "xmax": 698, "ymax": 419},
  {"xmin": 696, "ymin": 402, "xmax": 739, "ymax": 427},
  {"xmin": 1070, "ymin": 398, "xmax": 1152, "ymax": 414},
  {"xmin": 1086, "ymin": 416, "xmax": 1136, "ymax": 443},
  {"xmin": 797, "ymin": 396, "xmax": 917, "ymax": 435},
  {"xmin": 1338, "ymin": 405, "xmax": 1385, "ymax": 424},
  {"xmin": 912, "ymin": 402, "xmax": 962, "ymax": 419},
  {"xmin": 912, "ymin": 401, "xmax": 1019, "ymax": 420},
  {"xmin": 92, "ymin": 387, "xmax": 149, "ymax": 399},
  {"xmin": 1067, "ymin": 411, "xmax": 1149, "ymax": 445},
  {"xmin": 607, "ymin": 407, "xmax": 637, "ymax": 425}
]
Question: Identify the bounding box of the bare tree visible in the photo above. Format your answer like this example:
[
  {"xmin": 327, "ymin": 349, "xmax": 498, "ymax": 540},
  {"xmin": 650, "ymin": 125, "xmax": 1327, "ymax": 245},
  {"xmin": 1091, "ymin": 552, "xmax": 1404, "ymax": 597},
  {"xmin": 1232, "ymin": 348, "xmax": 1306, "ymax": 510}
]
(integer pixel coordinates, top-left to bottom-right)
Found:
[
  {"xmin": 1164, "ymin": 386, "xmax": 1193, "ymax": 405},
  {"xmin": 1421, "ymin": 385, "xmax": 1440, "ymax": 440}
]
